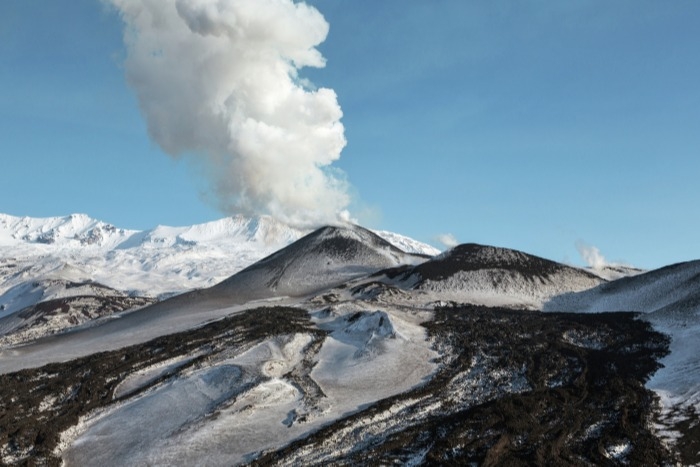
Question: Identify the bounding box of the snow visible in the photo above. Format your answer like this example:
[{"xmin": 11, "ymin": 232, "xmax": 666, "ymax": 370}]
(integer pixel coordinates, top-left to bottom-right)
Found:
[
  {"xmin": 63, "ymin": 363, "xmax": 251, "ymax": 466},
  {"xmin": 0, "ymin": 297, "xmax": 263, "ymax": 374},
  {"xmin": 0, "ymin": 214, "xmax": 307, "ymax": 302},
  {"xmin": 603, "ymin": 441, "xmax": 631, "ymax": 462},
  {"xmin": 0, "ymin": 213, "xmax": 437, "ymax": 318},
  {"xmin": 542, "ymin": 260, "xmax": 700, "ymax": 453},
  {"xmin": 59, "ymin": 304, "xmax": 437, "ymax": 466},
  {"xmin": 113, "ymin": 352, "xmax": 205, "ymax": 399},
  {"xmin": 372, "ymin": 229, "xmax": 441, "ymax": 256},
  {"xmin": 3, "ymin": 211, "xmax": 699, "ymax": 463}
]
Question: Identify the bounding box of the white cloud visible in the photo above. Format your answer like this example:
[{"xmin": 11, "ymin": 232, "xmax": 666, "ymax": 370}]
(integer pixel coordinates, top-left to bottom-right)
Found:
[{"xmin": 109, "ymin": 0, "xmax": 349, "ymax": 227}]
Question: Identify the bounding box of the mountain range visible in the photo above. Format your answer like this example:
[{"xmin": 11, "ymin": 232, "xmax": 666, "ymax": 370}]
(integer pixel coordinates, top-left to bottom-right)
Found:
[{"xmin": 0, "ymin": 213, "xmax": 697, "ymax": 465}]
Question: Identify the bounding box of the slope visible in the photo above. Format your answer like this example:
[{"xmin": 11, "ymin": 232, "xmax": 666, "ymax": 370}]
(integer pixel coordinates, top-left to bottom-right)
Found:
[
  {"xmin": 544, "ymin": 259, "xmax": 700, "ymax": 460},
  {"xmin": 209, "ymin": 224, "xmax": 428, "ymax": 302},
  {"xmin": 381, "ymin": 243, "xmax": 603, "ymax": 309}
]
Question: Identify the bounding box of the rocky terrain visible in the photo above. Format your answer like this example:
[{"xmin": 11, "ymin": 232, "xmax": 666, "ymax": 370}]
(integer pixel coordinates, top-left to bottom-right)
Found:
[{"xmin": 0, "ymin": 214, "xmax": 698, "ymax": 465}]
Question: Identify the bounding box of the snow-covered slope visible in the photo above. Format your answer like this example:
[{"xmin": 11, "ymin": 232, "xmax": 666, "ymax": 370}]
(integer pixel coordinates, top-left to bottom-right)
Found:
[
  {"xmin": 0, "ymin": 213, "xmax": 307, "ymax": 300},
  {"xmin": 0, "ymin": 213, "xmax": 437, "ymax": 319},
  {"xmin": 1, "ymin": 213, "xmax": 698, "ymax": 466},
  {"xmin": 371, "ymin": 229, "xmax": 440, "ymax": 256},
  {"xmin": 545, "ymin": 260, "xmax": 700, "ymax": 317},
  {"xmin": 58, "ymin": 305, "xmax": 435, "ymax": 467},
  {"xmin": 544, "ymin": 260, "xmax": 700, "ymax": 450},
  {"xmin": 209, "ymin": 224, "xmax": 428, "ymax": 302}
]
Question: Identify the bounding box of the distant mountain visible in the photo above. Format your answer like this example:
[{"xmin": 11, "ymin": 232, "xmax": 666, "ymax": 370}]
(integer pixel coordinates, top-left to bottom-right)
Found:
[
  {"xmin": 585, "ymin": 264, "xmax": 645, "ymax": 281},
  {"xmin": 0, "ymin": 213, "xmax": 307, "ymax": 301},
  {"xmin": 545, "ymin": 259, "xmax": 700, "ymax": 317},
  {"xmin": 0, "ymin": 213, "xmax": 438, "ymax": 345},
  {"xmin": 0, "ymin": 212, "xmax": 437, "ymax": 303}
]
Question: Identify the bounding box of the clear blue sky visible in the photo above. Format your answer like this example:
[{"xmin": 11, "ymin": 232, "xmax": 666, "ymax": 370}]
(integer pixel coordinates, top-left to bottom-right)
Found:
[{"xmin": 2, "ymin": 1, "xmax": 699, "ymax": 269}]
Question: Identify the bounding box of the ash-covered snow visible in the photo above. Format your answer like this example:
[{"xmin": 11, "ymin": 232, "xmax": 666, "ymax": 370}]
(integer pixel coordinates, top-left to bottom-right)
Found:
[
  {"xmin": 112, "ymin": 352, "xmax": 206, "ymax": 399},
  {"xmin": 63, "ymin": 362, "xmax": 252, "ymax": 466},
  {"xmin": 209, "ymin": 224, "xmax": 429, "ymax": 302}
]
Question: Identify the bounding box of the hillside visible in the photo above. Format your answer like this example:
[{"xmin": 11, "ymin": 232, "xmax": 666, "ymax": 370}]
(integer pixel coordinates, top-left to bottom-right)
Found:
[{"xmin": 0, "ymin": 215, "xmax": 697, "ymax": 466}]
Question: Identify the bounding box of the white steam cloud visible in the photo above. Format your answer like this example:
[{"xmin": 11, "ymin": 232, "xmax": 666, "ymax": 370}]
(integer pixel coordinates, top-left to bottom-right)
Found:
[
  {"xmin": 435, "ymin": 233, "xmax": 459, "ymax": 249},
  {"xmin": 575, "ymin": 240, "xmax": 608, "ymax": 270},
  {"xmin": 109, "ymin": 0, "xmax": 350, "ymax": 227}
]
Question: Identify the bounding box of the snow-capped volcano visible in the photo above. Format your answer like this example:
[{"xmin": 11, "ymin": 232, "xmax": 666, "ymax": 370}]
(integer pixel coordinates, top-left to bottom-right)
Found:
[
  {"xmin": 1, "ymin": 212, "xmax": 698, "ymax": 466},
  {"xmin": 0, "ymin": 213, "xmax": 438, "ymax": 349},
  {"xmin": 0, "ymin": 213, "xmax": 306, "ymax": 302},
  {"xmin": 210, "ymin": 224, "xmax": 429, "ymax": 302},
  {"xmin": 0, "ymin": 213, "xmax": 130, "ymax": 248},
  {"xmin": 0, "ymin": 213, "xmax": 437, "ymax": 307}
]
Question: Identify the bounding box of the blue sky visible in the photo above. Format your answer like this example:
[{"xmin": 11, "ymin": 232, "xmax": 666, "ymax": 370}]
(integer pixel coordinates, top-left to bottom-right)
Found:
[{"xmin": 2, "ymin": 1, "xmax": 699, "ymax": 269}]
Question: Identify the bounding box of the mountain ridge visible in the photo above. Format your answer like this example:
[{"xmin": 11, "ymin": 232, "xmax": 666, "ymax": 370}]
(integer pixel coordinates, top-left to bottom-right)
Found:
[
  {"xmin": 1, "ymin": 213, "xmax": 699, "ymax": 465},
  {"xmin": 0, "ymin": 212, "xmax": 439, "ymax": 305}
]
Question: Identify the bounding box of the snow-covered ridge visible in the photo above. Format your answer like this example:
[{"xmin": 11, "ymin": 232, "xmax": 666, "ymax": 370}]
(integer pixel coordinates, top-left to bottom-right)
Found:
[
  {"xmin": 0, "ymin": 213, "xmax": 133, "ymax": 249},
  {"xmin": 0, "ymin": 213, "xmax": 304, "ymax": 250},
  {"xmin": 0, "ymin": 213, "xmax": 437, "ymax": 254},
  {"xmin": 372, "ymin": 229, "xmax": 440, "ymax": 257},
  {"xmin": 0, "ymin": 213, "xmax": 437, "ymax": 307}
]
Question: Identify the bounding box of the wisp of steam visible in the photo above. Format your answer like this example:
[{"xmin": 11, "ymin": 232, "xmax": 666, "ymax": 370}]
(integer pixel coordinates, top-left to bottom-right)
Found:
[
  {"xmin": 109, "ymin": 0, "xmax": 350, "ymax": 227},
  {"xmin": 576, "ymin": 240, "xmax": 609, "ymax": 270}
]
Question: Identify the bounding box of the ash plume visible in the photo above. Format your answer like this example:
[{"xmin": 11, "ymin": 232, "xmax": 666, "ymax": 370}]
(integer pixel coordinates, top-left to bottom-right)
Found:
[{"xmin": 109, "ymin": 0, "xmax": 350, "ymax": 227}]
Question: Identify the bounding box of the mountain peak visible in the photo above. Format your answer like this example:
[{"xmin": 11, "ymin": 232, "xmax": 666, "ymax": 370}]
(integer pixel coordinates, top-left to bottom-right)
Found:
[
  {"xmin": 379, "ymin": 242, "xmax": 604, "ymax": 310},
  {"xmin": 0, "ymin": 212, "xmax": 123, "ymax": 247},
  {"xmin": 212, "ymin": 223, "xmax": 428, "ymax": 301},
  {"xmin": 422, "ymin": 243, "xmax": 574, "ymax": 281}
]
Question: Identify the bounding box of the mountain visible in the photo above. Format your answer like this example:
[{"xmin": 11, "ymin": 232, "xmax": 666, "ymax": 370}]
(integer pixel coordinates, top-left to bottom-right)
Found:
[
  {"xmin": 0, "ymin": 214, "xmax": 438, "ymax": 344},
  {"xmin": 586, "ymin": 263, "xmax": 645, "ymax": 281},
  {"xmin": 0, "ymin": 213, "xmax": 308, "ymax": 300},
  {"xmin": 0, "ymin": 214, "xmax": 698, "ymax": 466},
  {"xmin": 371, "ymin": 243, "xmax": 604, "ymax": 309},
  {"xmin": 209, "ymin": 224, "xmax": 428, "ymax": 302},
  {"xmin": 545, "ymin": 259, "xmax": 700, "ymax": 317},
  {"xmin": 544, "ymin": 259, "xmax": 700, "ymax": 453}
]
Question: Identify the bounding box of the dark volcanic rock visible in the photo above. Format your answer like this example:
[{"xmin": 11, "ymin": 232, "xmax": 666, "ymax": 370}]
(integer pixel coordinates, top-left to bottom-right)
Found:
[
  {"xmin": 413, "ymin": 243, "xmax": 600, "ymax": 283},
  {"xmin": 209, "ymin": 224, "xmax": 424, "ymax": 301},
  {"xmin": 253, "ymin": 307, "xmax": 673, "ymax": 466},
  {"xmin": 0, "ymin": 307, "xmax": 324, "ymax": 465},
  {"xmin": 0, "ymin": 295, "xmax": 155, "ymax": 347},
  {"xmin": 0, "ymin": 303, "xmax": 683, "ymax": 466}
]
